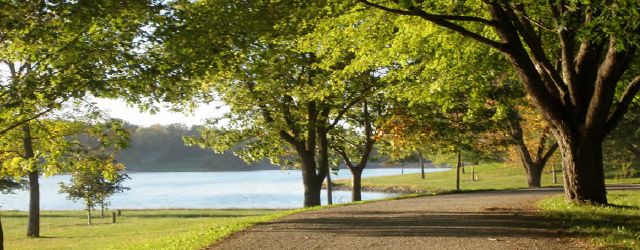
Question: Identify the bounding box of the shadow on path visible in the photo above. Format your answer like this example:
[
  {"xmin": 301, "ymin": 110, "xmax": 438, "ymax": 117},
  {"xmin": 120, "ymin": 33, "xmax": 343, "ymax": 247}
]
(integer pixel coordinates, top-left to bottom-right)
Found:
[{"xmin": 255, "ymin": 210, "xmax": 559, "ymax": 238}]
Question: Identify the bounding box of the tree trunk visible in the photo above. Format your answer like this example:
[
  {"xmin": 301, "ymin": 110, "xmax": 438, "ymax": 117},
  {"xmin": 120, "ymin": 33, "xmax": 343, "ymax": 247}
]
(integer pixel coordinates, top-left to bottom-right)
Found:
[
  {"xmin": 26, "ymin": 170, "xmax": 40, "ymax": 237},
  {"xmin": 100, "ymin": 206, "xmax": 104, "ymax": 219},
  {"xmin": 471, "ymin": 165, "xmax": 475, "ymax": 181},
  {"xmin": 23, "ymin": 125, "xmax": 39, "ymax": 238},
  {"xmin": 557, "ymin": 133, "xmax": 607, "ymax": 204},
  {"xmin": 455, "ymin": 152, "xmax": 461, "ymax": 191},
  {"xmin": 1, "ymin": 214, "xmax": 4, "ymax": 250},
  {"xmin": 350, "ymin": 168, "xmax": 363, "ymax": 202},
  {"xmin": 326, "ymin": 172, "xmax": 332, "ymax": 205},
  {"xmin": 526, "ymin": 163, "xmax": 544, "ymax": 188},
  {"xmin": 418, "ymin": 150, "xmax": 425, "ymax": 179},
  {"xmin": 87, "ymin": 209, "xmax": 92, "ymax": 226},
  {"xmin": 552, "ymin": 164, "xmax": 558, "ymax": 184},
  {"xmin": 521, "ymin": 160, "xmax": 544, "ymax": 188},
  {"xmin": 301, "ymin": 161, "xmax": 322, "ymax": 207}
]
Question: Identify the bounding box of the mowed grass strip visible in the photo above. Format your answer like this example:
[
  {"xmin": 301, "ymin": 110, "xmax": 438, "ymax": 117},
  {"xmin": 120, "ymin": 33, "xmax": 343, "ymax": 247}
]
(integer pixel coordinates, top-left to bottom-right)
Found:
[
  {"xmin": 538, "ymin": 190, "xmax": 640, "ymax": 250},
  {"xmin": 1, "ymin": 209, "xmax": 286, "ymax": 250},
  {"xmin": 332, "ymin": 162, "xmax": 640, "ymax": 192}
]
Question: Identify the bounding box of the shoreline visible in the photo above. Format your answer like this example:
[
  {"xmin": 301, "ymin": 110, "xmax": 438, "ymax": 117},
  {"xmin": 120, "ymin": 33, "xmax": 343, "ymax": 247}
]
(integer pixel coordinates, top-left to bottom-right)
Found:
[{"xmin": 322, "ymin": 183, "xmax": 433, "ymax": 194}]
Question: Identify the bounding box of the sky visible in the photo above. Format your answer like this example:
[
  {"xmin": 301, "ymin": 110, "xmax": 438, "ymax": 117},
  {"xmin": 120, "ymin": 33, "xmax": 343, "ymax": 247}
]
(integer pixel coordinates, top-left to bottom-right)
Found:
[{"xmin": 94, "ymin": 98, "xmax": 226, "ymax": 127}]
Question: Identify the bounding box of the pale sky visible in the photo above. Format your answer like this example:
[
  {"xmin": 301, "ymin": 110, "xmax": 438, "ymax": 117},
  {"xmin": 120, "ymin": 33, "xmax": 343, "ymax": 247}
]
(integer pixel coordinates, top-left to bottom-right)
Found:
[{"xmin": 94, "ymin": 98, "xmax": 227, "ymax": 127}]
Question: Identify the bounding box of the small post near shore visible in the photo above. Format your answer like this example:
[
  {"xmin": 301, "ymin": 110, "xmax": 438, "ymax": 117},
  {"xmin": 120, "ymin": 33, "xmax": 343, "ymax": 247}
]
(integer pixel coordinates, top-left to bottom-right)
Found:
[
  {"xmin": 471, "ymin": 165, "xmax": 475, "ymax": 181},
  {"xmin": 552, "ymin": 165, "xmax": 558, "ymax": 184},
  {"xmin": 326, "ymin": 173, "xmax": 333, "ymax": 205},
  {"xmin": 112, "ymin": 212, "xmax": 116, "ymax": 224}
]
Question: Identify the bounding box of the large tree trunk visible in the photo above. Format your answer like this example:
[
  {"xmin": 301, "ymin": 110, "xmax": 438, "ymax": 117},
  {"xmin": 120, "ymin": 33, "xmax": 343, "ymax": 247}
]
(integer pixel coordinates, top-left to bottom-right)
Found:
[
  {"xmin": 23, "ymin": 125, "xmax": 39, "ymax": 238},
  {"xmin": 557, "ymin": 133, "xmax": 607, "ymax": 204},
  {"xmin": 361, "ymin": 0, "xmax": 640, "ymax": 207},
  {"xmin": 524, "ymin": 162, "xmax": 544, "ymax": 188},
  {"xmin": 350, "ymin": 167, "xmax": 363, "ymax": 202},
  {"xmin": 300, "ymin": 157, "xmax": 322, "ymax": 207}
]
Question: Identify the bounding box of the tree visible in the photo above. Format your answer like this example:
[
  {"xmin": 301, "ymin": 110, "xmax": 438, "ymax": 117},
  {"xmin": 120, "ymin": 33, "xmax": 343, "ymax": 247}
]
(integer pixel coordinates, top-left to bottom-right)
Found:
[
  {"xmin": 330, "ymin": 97, "xmax": 385, "ymax": 202},
  {"xmin": 59, "ymin": 169, "xmax": 130, "ymax": 225},
  {"xmin": 0, "ymin": 0, "xmax": 160, "ymax": 138},
  {"xmin": 503, "ymin": 103, "xmax": 559, "ymax": 187},
  {"xmin": 356, "ymin": 0, "xmax": 640, "ymax": 204},
  {"xmin": 160, "ymin": 0, "xmax": 377, "ymax": 207},
  {"xmin": 0, "ymin": 105, "xmax": 131, "ymax": 237}
]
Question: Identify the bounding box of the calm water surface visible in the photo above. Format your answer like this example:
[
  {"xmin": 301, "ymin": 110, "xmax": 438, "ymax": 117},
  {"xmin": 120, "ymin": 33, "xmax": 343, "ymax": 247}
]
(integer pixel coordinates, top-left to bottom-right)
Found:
[{"xmin": 0, "ymin": 168, "xmax": 449, "ymax": 211}]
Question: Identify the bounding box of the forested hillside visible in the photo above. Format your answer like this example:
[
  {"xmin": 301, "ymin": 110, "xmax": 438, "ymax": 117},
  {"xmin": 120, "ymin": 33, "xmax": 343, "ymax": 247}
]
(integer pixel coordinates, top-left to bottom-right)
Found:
[{"xmin": 116, "ymin": 123, "xmax": 279, "ymax": 172}]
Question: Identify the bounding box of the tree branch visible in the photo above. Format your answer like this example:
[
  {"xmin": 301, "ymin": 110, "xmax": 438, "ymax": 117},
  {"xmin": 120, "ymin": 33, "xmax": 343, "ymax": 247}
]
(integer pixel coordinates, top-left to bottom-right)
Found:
[
  {"xmin": 505, "ymin": 4, "xmax": 568, "ymax": 100},
  {"xmin": 0, "ymin": 108, "xmax": 54, "ymax": 136},
  {"xmin": 358, "ymin": 0, "xmax": 505, "ymax": 52},
  {"xmin": 587, "ymin": 38, "xmax": 635, "ymax": 136},
  {"xmin": 606, "ymin": 74, "xmax": 640, "ymax": 135},
  {"xmin": 357, "ymin": 0, "xmax": 413, "ymax": 15},
  {"xmin": 540, "ymin": 143, "xmax": 559, "ymax": 166}
]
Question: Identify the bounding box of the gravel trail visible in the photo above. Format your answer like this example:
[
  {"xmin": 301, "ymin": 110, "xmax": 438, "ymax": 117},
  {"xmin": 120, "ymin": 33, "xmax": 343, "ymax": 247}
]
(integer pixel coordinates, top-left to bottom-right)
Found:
[{"xmin": 204, "ymin": 186, "xmax": 638, "ymax": 250}]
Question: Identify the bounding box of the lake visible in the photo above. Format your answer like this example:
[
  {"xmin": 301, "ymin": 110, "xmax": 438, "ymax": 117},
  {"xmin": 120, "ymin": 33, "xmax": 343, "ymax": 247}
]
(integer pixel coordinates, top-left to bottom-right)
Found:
[{"xmin": 0, "ymin": 168, "xmax": 450, "ymax": 211}]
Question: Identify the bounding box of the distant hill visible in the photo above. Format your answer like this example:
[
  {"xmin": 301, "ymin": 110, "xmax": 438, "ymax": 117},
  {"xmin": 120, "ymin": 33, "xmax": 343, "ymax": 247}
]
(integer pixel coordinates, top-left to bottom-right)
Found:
[
  {"xmin": 116, "ymin": 123, "xmax": 281, "ymax": 172},
  {"xmin": 115, "ymin": 123, "xmax": 438, "ymax": 172}
]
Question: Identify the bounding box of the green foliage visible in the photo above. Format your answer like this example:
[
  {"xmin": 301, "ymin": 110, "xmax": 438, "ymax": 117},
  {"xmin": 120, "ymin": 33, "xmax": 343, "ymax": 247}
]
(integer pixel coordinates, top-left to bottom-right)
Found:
[
  {"xmin": 0, "ymin": 105, "xmax": 132, "ymax": 180},
  {"xmin": 538, "ymin": 191, "xmax": 640, "ymax": 249},
  {"xmin": 0, "ymin": 177, "xmax": 27, "ymax": 194},
  {"xmin": 59, "ymin": 170, "xmax": 130, "ymax": 213},
  {"xmin": 0, "ymin": 0, "xmax": 161, "ymax": 136},
  {"xmin": 604, "ymin": 104, "xmax": 640, "ymax": 178}
]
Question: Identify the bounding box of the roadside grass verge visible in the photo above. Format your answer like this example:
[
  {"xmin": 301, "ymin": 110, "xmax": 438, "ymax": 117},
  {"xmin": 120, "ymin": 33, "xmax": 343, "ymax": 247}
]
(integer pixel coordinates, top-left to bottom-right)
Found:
[
  {"xmin": 332, "ymin": 162, "xmax": 640, "ymax": 192},
  {"xmin": 538, "ymin": 190, "xmax": 640, "ymax": 250},
  {"xmin": 1, "ymin": 209, "xmax": 285, "ymax": 250}
]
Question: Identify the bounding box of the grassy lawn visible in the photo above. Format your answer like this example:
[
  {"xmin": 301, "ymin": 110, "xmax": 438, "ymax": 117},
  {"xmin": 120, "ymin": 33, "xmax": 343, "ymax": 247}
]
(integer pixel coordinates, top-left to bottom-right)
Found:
[
  {"xmin": 1, "ymin": 209, "xmax": 287, "ymax": 250},
  {"xmin": 333, "ymin": 162, "xmax": 640, "ymax": 192},
  {"xmin": 4, "ymin": 164, "xmax": 639, "ymax": 250},
  {"xmin": 538, "ymin": 190, "xmax": 640, "ymax": 250}
]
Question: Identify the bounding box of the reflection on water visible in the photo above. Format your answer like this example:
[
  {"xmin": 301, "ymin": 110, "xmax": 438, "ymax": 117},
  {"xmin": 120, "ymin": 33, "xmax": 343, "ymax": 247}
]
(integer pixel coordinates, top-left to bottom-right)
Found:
[{"xmin": 0, "ymin": 168, "xmax": 450, "ymax": 211}]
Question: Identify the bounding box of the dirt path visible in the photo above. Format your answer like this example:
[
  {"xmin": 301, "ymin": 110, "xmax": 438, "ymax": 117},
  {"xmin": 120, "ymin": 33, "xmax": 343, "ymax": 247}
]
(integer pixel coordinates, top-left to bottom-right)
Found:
[{"xmin": 204, "ymin": 187, "xmax": 636, "ymax": 250}]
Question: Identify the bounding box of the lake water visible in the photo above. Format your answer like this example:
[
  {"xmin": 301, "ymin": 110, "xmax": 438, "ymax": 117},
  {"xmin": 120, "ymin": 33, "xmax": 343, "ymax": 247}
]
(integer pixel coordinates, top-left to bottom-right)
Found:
[{"xmin": 0, "ymin": 168, "xmax": 450, "ymax": 211}]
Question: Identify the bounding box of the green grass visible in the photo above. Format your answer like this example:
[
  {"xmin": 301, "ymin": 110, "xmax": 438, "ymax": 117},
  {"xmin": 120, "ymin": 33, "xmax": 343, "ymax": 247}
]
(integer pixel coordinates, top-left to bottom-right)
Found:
[
  {"xmin": 1, "ymin": 209, "xmax": 287, "ymax": 250},
  {"xmin": 538, "ymin": 190, "xmax": 640, "ymax": 250},
  {"xmin": 334, "ymin": 162, "xmax": 560, "ymax": 192},
  {"xmin": 333, "ymin": 163, "xmax": 640, "ymax": 192},
  {"xmin": 5, "ymin": 164, "xmax": 639, "ymax": 250}
]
